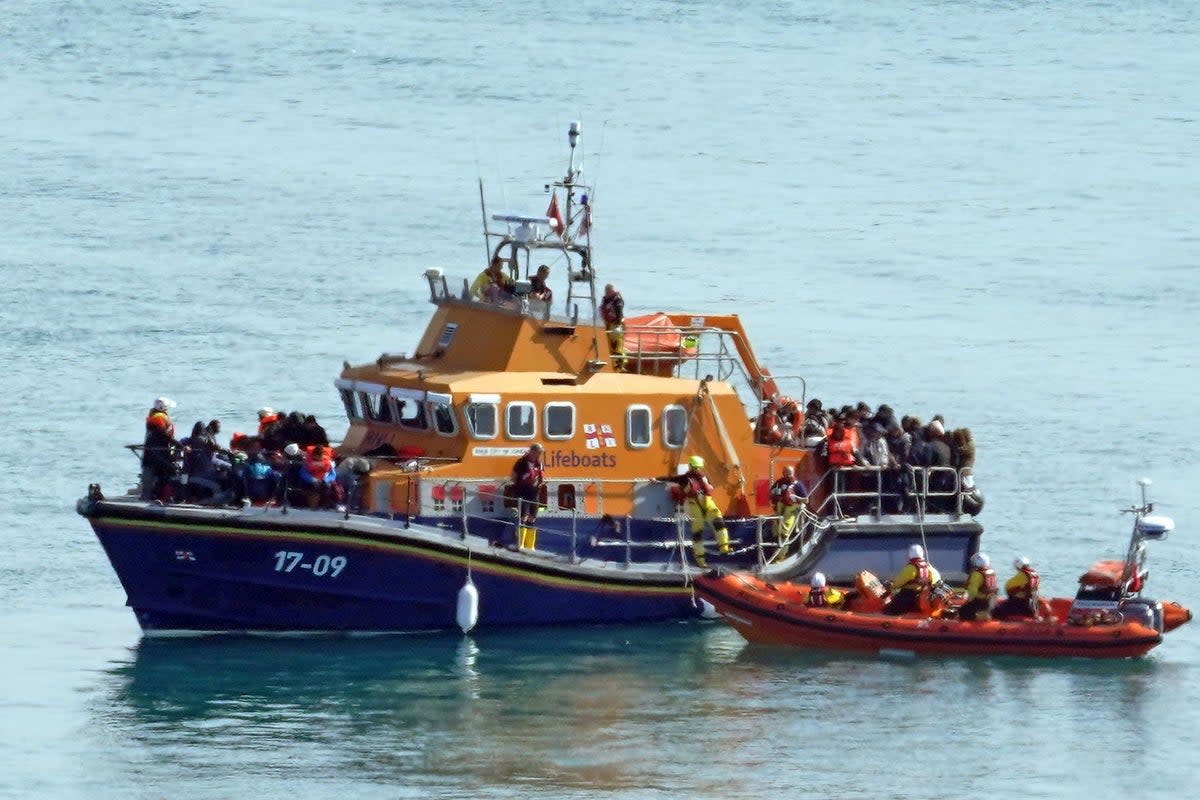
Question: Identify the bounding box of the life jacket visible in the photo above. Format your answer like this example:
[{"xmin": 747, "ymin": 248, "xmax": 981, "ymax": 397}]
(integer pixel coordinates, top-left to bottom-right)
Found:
[
  {"xmin": 776, "ymin": 397, "xmax": 803, "ymax": 439},
  {"xmin": 757, "ymin": 402, "xmax": 783, "ymax": 444},
  {"xmin": 972, "ymin": 567, "xmax": 998, "ymax": 598},
  {"xmin": 600, "ymin": 292, "xmax": 623, "ymax": 327},
  {"xmin": 1010, "ymin": 566, "xmax": 1040, "ymax": 599},
  {"xmin": 684, "ymin": 471, "xmax": 711, "ymax": 500},
  {"xmin": 146, "ymin": 410, "xmax": 174, "ymax": 439},
  {"xmin": 770, "ymin": 478, "xmax": 798, "ymax": 507},
  {"xmin": 304, "ymin": 448, "xmax": 333, "ymax": 481},
  {"xmin": 827, "ymin": 437, "xmax": 855, "ymax": 467},
  {"xmin": 257, "ymin": 413, "xmax": 281, "ymax": 435},
  {"xmin": 899, "ymin": 558, "xmax": 931, "ymax": 591},
  {"xmin": 808, "ymin": 586, "xmax": 828, "ymax": 607},
  {"xmin": 514, "ymin": 457, "xmax": 544, "ymax": 489}
]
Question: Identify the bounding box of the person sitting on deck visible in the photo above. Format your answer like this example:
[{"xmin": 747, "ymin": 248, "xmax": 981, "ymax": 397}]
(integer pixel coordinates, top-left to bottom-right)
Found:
[
  {"xmin": 299, "ymin": 444, "xmax": 338, "ymax": 508},
  {"xmin": 992, "ymin": 556, "xmax": 1041, "ymax": 620},
  {"xmin": 884, "ymin": 544, "xmax": 941, "ymax": 615},
  {"xmin": 958, "ymin": 552, "xmax": 998, "ymax": 621},
  {"xmin": 806, "ymin": 572, "xmax": 845, "ymax": 608},
  {"xmin": 471, "ymin": 256, "xmax": 515, "ymax": 303},
  {"xmin": 654, "ymin": 455, "xmax": 731, "ymax": 568}
]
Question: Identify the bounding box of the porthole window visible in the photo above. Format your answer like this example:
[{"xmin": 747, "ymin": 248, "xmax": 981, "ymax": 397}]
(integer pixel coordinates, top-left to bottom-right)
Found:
[
  {"xmin": 506, "ymin": 402, "xmax": 537, "ymax": 439},
  {"xmin": 465, "ymin": 402, "xmax": 497, "ymax": 439},
  {"xmin": 663, "ymin": 405, "xmax": 687, "ymax": 449},
  {"xmin": 544, "ymin": 402, "xmax": 575, "ymax": 440},
  {"xmin": 430, "ymin": 400, "xmax": 457, "ymax": 436},
  {"xmin": 627, "ymin": 405, "xmax": 652, "ymax": 448}
]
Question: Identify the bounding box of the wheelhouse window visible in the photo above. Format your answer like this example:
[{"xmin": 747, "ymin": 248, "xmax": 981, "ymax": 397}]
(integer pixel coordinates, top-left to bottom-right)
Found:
[
  {"xmin": 358, "ymin": 391, "xmax": 381, "ymax": 420},
  {"xmin": 506, "ymin": 401, "xmax": 536, "ymax": 440},
  {"xmin": 465, "ymin": 401, "xmax": 497, "ymax": 439},
  {"xmin": 339, "ymin": 387, "xmax": 360, "ymax": 420},
  {"xmin": 396, "ymin": 398, "xmax": 428, "ymax": 429},
  {"xmin": 429, "ymin": 396, "xmax": 457, "ymax": 436},
  {"xmin": 627, "ymin": 405, "xmax": 652, "ymax": 449},
  {"xmin": 544, "ymin": 402, "xmax": 575, "ymax": 440},
  {"xmin": 663, "ymin": 404, "xmax": 687, "ymax": 449}
]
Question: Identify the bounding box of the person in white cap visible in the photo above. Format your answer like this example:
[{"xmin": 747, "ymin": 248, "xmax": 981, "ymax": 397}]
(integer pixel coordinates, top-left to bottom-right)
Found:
[
  {"xmin": 959, "ymin": 552, "xmax": 998, "ymax": 621},
  {"xmin": 142, "ymin": 397, "xmax": 179, "ymax": 501},
  {"xmin": 884, "ymin": 543, "xmax": 942, "ymax": 615}
]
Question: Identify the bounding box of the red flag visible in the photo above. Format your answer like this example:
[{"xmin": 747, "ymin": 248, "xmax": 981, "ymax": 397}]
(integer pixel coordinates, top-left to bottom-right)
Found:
[{"xmin": 546, "ymin": 194, "xmax": 564, "ymax": 237}]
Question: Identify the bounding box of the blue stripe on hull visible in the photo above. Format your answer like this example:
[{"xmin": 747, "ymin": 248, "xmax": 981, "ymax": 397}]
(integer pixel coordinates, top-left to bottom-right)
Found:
[{"xmin": 89, "ymin": 517, "xmax": 699, "ymax": 633}]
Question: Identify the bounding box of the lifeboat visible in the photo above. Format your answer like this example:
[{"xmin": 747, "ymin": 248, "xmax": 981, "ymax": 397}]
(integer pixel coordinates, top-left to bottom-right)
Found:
[
  {"xmin": 77, "ymin": 123, "xmax": 989, "ymax": 635},
  {"xmin": 696, "ymin": 571, "xmax": 1183, "ymax": 659},
  {"xmin": 695, "ymin": 483, "xmax": 1189, "ymax": 659}
]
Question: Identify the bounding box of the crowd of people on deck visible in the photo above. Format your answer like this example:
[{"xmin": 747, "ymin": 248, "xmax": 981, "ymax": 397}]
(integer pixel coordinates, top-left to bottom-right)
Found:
[
  {"xmin": 758, "ymin": 397, "xmax": 980, "ymax": 514},
  {"xmin": 139, "ymin": 398, "xmax": 366, "ymax": 511}
]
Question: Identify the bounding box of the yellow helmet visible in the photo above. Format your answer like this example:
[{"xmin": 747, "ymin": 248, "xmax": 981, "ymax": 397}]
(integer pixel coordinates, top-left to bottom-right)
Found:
[{"xmin": 688, "ymin": 455, "xmax": 705, "ymax": 469}]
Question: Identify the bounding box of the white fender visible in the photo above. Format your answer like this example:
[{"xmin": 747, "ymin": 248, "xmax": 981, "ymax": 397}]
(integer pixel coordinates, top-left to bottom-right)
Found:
[
  {"xmin": 697, "ymin": 598, "xmax": 720, "ymax": 620},
  {"xmin": 456, "ymin": 576, "xmax": 479, "ymax": 633}
]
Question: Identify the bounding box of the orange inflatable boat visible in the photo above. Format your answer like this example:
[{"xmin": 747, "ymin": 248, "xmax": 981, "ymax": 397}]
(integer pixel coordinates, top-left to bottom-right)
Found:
[
  {"xmin": 694, "ymin": 570, "xmax": 1186, "ymax": 659},
  {"xmin": 695, "ymin": 485, "xmax": 1190, "ymax": 659}
]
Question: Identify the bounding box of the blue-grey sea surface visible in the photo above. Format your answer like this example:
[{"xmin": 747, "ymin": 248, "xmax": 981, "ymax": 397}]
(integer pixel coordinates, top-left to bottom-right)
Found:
[{"xmin": 1, "ymin": 1, "xmax": 1197, "ymax": 797}]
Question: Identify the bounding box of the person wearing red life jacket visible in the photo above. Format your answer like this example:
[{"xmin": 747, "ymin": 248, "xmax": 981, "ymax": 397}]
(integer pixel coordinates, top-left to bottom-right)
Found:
[
  {"xmin": 884, "ymin": 543, "xmax": 942, "ymax": 615},
  {"xmin": 826, "ymin": 421, "xmax": 856, "ymax": 467},
  {"xmin": 655, "ymin": 455, "xmax": 732, "ymax": 568},
  {"xmin": 958, "ymin": 552, "xmax": 998, "ymax": 621},
  {"xmin": 770, "ymin": 466, "xmax": 806, "ymax": 543},
  {"xmin": 257, "ymin": 407, "xmax": 281, "ymax": 436},
  {"xmin": 142, "ymin": 396, "xmax": 179, "ymax": 501},
  {"xmin": 511, "ymin": 443, "xmax": 545, "ymax": 550},
  {"xmin": 993, "ymin": 556, "xmax": 1041, "ymax": 620},
  {"xmin": 806, "ymin": 572, "xmax": 845, "ymax": 609},
  {"xmin": 299, "ymin": 444, "xmax": 337, "ymax": 508}
]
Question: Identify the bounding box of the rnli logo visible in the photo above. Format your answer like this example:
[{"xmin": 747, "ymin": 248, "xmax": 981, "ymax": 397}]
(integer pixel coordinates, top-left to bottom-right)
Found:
[{"xmin": 583, "ymin": 423, "xmax": 616, "ymax": 450}]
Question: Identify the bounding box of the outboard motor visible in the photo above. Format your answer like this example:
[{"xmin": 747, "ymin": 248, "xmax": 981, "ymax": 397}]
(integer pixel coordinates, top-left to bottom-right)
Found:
[{"xmin": 1120, "ymin": 597, "xmax": 1165, "ymax": 634}]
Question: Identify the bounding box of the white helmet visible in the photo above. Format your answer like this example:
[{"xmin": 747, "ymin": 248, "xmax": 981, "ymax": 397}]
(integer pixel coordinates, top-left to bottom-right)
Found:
[
  {"xmin": 284, "ymin": 443, "xmax": 301, "ymax": 457},
  {"xmin": 258, "ymin": 406, "xmax": 275, "ymax": 418},
  {"xmin": 811, "ymin": 572, "xmax": 827, "ymax": 589},
  {"xmin": 1014, "ymin": 556, "xmax": 1031, "ymax": 570},
  {"xmin": 153, "ymin": 396, "xmax": 176, "ymax": 411},
  {"xmin": 908, "ymin": 544, "xmax": 925, "ymax": 560},
  {"xmin": 970, "ymin": 552, "xmax": 990, "ymax": 568}
]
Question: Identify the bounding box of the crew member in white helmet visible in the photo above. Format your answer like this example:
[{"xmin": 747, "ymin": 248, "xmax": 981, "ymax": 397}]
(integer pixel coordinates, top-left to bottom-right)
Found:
[{"xmin": 884, "ymin": 543, "xmax": 941, "ymax": 615}]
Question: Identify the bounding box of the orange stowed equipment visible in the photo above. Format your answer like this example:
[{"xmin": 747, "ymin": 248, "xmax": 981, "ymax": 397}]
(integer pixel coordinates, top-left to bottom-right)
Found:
[{"xmin": 850, "ymin": 570, "xmax": 888, "ymax": 613}]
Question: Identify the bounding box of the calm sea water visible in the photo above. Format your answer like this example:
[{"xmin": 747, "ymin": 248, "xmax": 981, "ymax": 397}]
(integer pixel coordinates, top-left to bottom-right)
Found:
[{"xmin": 2, "ymin": 0, "xmax": 1198, "ymax": 797}]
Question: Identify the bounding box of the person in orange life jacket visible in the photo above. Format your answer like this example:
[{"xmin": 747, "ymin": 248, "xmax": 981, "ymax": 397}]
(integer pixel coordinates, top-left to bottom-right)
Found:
[
  {"xmin": 655, "ymin": 455, "xmax": 731, "ymax": 568},
  {"xmin": 825, "ymin": 421, "xmax": 856, "ymax": 467},
  {"xmin": 511, "ymin": 443, "xmax": 545, "ymax": 550},
  {"xmin": 806, "ymin": 572, "xmax": 845, "ymax": 608},
  {"xmin": 992, "ymin": 556, "xmax": 1041, "ymax": 620},
  {"xmin": 142, "ymin": 396, "xmax": 180, "ymax": 501},
  {"xmin": 529, "ymin": 264, "xmax": 553, "ymax": 303},
  {"xmin": 770, "ymin": 466, "xmax": 807, "ymax": 542},
  {"xmin": 299, "ymin": 444, "xmax": 337, "ymax": 508},
  {"xmin": 600, "ymin": 283, "xmax": 625, "ymax": 371},
  {"xmin": 958, "ymin": 552, "xmax": 998, "ymax": 621},
  {"xmin": 884, "ymin": 543, "xmax": 942, "ymax": 615},
  {"xmin": 256, "ymin": 407, "xmax": 281, "ymax": 436}
]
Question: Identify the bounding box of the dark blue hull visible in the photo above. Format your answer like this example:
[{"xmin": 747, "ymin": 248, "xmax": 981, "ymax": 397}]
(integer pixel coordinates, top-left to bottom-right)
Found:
[{"xmin": 79, "ymin": 498, "xmax": 981, "ymax": 633}]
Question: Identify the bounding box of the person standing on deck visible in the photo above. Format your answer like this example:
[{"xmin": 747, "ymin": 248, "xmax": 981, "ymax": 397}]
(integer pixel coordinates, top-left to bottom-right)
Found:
[
  {"xmin": 142, "ymin": 397, "xmax": 179, "ymax": 501},
  {"xmin": 600, "ymin": 283, "xmax": 625, "ymax": 371},
  {"xmin": 511, "ymin": 443, "xmax": 545, "ymax": 550},
  {"xmin": 769, "ymin": 466, "xmax": 806, "ymax": 544},
  {"xmin": 655, "ymin": 455, "xmax": 732, "ymax": 568}
]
